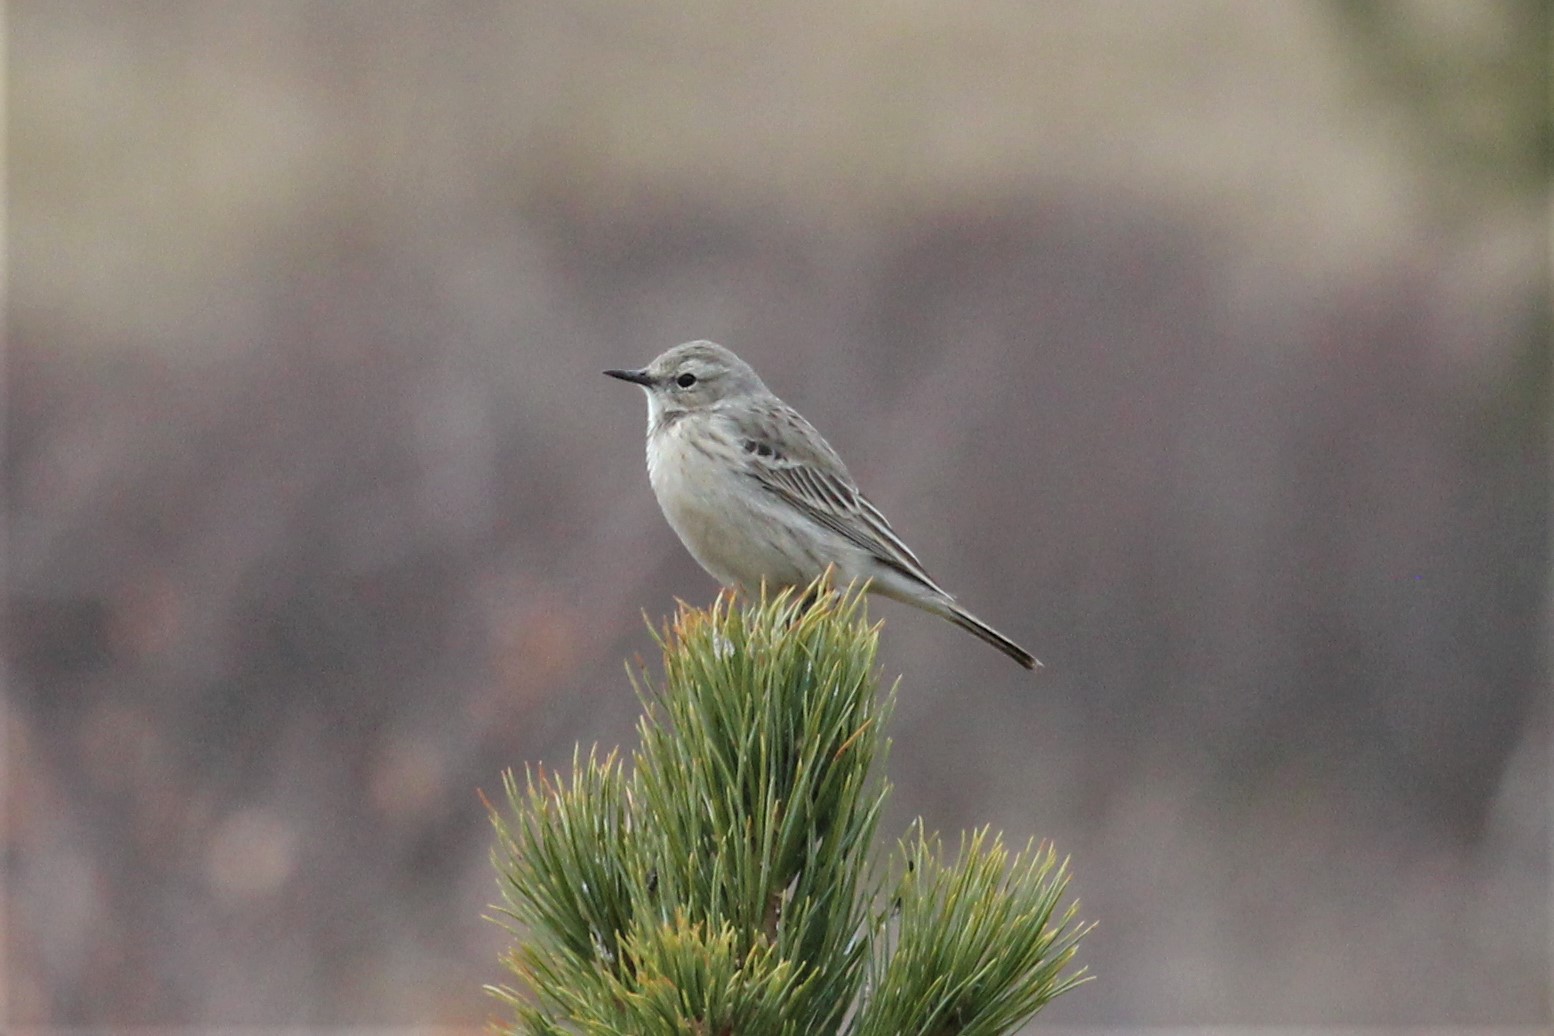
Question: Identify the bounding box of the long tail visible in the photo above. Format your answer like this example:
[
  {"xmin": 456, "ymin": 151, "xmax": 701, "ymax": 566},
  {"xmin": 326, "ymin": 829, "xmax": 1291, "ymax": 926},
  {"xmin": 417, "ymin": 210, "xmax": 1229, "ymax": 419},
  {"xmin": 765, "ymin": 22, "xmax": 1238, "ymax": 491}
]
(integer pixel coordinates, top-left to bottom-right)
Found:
[
  {"xmin": 867, "ymin": 565, "xmax": 1040, "ymax": 670},
  {"xmin": 943, "ymin": 602, "xmax": 1041, "ymax": 670}
]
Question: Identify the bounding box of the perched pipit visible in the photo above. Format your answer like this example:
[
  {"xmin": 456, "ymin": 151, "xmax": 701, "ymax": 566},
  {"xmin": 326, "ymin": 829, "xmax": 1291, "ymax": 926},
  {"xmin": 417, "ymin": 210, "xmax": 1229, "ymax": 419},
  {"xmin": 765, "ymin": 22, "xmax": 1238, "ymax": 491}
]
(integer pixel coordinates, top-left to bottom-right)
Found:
[{"xmin": 606, "ymin": 341, "xmax": 1039, "ymax": 669}]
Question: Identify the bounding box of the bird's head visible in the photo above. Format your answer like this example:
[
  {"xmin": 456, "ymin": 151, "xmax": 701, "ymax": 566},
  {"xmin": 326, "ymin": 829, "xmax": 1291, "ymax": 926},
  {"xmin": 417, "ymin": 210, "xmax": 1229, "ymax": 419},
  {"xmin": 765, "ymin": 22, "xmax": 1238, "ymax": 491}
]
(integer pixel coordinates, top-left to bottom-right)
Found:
[{"xmin": 605, "ymin": 340, "xmax": 768, "ymax": 423}]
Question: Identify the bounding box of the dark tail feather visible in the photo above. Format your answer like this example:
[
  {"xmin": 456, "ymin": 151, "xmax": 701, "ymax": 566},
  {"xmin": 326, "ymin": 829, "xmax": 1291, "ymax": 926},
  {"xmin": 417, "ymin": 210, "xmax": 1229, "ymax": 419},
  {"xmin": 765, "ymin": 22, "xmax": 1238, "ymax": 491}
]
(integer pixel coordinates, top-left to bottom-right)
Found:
[{"xmin": 945, "ymin": 605, "xmax": 1041, "ymax": 671}]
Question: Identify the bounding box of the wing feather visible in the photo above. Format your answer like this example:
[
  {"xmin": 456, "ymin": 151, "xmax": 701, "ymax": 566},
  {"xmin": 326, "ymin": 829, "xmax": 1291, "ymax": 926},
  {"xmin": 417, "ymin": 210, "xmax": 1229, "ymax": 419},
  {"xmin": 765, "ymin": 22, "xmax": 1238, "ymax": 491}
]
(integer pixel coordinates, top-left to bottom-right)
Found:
[{"xmin": 726, "ymin": 401, "xmax": 944, "ymax": 592}]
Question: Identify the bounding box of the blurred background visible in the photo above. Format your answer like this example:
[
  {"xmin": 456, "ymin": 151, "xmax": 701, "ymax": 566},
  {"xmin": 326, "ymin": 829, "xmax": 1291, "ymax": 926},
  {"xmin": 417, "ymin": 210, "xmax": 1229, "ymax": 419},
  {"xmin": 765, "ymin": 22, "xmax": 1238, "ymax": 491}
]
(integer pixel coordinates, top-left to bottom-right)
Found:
[{"xmin": 6, "ymin": 1, "xmax": 1548, "ymax": 1029}]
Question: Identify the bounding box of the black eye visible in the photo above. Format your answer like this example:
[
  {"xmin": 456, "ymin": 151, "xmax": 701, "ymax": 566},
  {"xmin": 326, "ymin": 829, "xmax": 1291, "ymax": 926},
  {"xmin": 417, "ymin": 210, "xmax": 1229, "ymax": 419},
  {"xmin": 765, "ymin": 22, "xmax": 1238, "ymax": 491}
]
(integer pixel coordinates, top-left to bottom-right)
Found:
[{"xmin": 676, "ymin": 372, "xmax": 697, "ymax": 388}]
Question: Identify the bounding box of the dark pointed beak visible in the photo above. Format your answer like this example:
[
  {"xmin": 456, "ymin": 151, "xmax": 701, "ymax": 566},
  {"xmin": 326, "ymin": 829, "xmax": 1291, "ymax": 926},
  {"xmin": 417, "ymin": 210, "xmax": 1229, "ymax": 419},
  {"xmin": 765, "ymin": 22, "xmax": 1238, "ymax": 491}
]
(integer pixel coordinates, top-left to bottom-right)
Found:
[{"xmin": 604, "ymin": 367, "xmax": 655, "ymax": 386}]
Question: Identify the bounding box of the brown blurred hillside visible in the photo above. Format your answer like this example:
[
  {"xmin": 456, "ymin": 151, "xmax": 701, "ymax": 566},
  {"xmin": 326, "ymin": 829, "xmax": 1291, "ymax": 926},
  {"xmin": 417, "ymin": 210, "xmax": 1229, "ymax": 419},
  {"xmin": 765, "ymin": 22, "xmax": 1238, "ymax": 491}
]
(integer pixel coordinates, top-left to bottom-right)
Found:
[{"xmin": 5, "ymin": 1, "xmax": 1548, "ymax": 1028}]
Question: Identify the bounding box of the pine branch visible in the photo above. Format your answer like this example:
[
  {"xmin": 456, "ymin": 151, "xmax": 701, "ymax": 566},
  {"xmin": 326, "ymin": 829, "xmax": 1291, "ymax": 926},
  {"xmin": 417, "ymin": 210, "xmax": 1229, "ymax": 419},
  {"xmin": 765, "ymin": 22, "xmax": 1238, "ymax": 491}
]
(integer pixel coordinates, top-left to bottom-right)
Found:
[
  {"xmin": 487, "ymin": 580, "xmax": 1089, "ymax": 1035},
  {"xmin": 852, "ymin": 826, "xmax": 1092, "ymax": 1036}
]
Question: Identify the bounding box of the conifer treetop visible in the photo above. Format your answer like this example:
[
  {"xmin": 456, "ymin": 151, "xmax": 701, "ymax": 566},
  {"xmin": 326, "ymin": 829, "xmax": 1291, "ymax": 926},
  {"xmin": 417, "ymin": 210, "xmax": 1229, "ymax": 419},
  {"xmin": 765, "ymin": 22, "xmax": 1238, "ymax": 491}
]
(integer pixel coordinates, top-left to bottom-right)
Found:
[{"xmin": 488, "ymin": 581, "xmax": 1089, "ymax": 1036}]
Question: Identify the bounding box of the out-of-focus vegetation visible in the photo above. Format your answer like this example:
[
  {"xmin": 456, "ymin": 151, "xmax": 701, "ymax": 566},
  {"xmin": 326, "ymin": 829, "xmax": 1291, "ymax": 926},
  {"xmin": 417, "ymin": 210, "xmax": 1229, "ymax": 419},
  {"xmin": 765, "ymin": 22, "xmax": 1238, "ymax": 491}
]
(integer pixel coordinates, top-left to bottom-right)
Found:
[{"xmin": 7, "ymin": 1, "xmax": 1547, "ymax": 1027}]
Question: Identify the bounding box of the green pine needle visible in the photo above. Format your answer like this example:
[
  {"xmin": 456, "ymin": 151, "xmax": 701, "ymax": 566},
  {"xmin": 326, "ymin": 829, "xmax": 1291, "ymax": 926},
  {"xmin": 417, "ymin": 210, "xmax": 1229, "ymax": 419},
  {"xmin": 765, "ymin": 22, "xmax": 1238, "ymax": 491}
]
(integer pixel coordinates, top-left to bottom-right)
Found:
[
  {"xmin": 852, "ymin": 824, "xmax": 1093, "ymax": 1036},
  {"xmin": 487, "ymin": 578, "xmax": 1089, "ymax": 1035}
]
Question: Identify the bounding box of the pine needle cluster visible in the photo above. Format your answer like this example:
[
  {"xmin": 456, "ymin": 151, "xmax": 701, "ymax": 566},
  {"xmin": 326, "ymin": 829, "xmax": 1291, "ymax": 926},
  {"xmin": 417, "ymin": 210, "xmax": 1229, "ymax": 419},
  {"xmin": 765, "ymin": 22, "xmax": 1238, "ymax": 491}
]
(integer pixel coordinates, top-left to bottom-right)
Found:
[{"xmin": 487, "ymin": 583, "xmax": 1089, "ymax": 1035}]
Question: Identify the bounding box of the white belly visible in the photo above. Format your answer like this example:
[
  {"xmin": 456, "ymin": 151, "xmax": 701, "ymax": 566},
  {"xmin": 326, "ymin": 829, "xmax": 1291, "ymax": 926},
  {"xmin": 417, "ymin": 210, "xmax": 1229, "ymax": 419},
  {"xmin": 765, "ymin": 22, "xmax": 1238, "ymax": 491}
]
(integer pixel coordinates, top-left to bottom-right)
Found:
[{"xmin": 646, "ymin": 418, "xmax": 830, "ymax": 590}]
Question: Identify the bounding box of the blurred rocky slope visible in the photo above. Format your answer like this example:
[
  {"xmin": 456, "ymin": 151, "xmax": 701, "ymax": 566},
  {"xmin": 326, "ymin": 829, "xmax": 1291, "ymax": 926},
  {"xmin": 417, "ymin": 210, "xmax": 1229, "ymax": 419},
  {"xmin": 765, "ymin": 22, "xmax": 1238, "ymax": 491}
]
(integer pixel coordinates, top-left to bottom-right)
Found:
[{"xmin": 6, "ymin": 1, "xmax": 1547, "ymax": 1026}]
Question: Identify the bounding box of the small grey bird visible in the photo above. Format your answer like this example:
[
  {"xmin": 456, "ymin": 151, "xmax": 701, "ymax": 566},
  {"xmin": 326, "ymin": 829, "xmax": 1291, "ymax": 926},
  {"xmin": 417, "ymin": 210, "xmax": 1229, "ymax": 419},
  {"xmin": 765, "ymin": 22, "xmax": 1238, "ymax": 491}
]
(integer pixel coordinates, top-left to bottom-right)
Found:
[{"xmin": 605, "ymin": 340, "xmax": 1039, "ymax": 669}]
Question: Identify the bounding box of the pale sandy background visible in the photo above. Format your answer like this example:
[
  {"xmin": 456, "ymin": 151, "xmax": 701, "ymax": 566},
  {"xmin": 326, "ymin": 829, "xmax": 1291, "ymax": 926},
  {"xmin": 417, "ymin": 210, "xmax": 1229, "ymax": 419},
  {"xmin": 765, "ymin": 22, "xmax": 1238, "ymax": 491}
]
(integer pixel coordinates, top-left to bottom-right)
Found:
[{"xmin": 6, "ymin": 1, "xmax": 1549, "ymax": 1029}]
